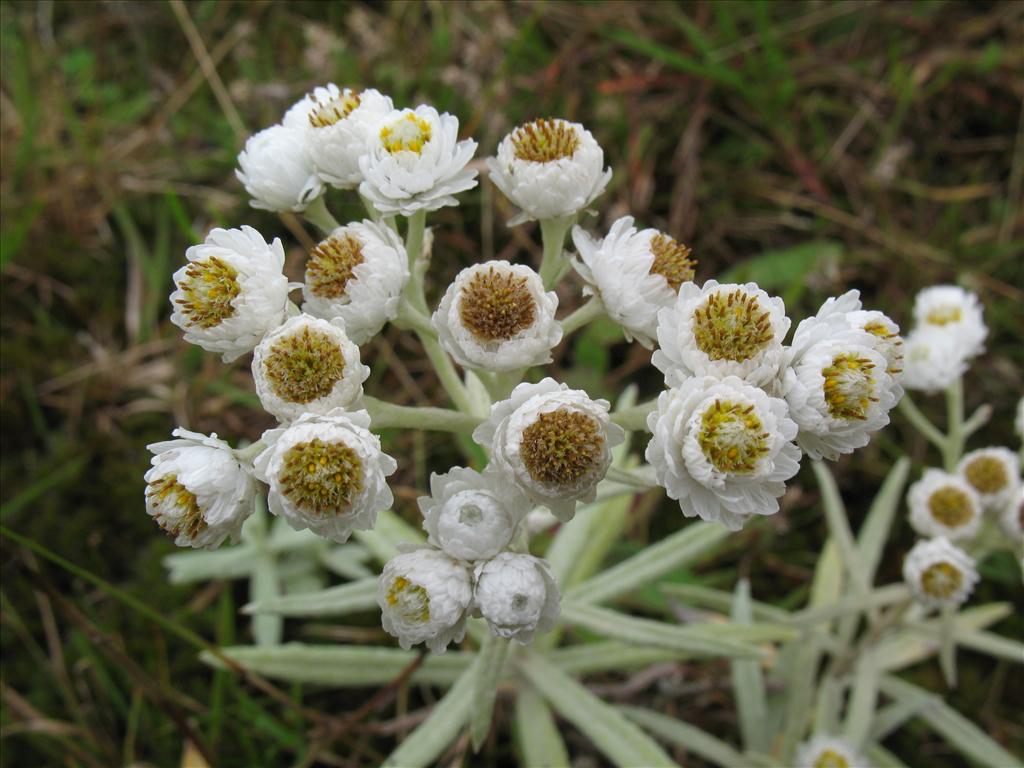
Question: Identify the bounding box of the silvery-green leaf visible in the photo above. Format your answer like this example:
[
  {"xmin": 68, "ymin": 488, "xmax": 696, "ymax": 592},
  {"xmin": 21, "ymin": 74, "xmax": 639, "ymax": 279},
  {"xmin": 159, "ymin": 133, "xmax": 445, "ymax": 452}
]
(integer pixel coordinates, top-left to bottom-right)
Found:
[
  {"xmin": 243, "ymin": 577, "xmax": 378, "ymax": 617},
  {"xmin": 318, "ymin": 545, "xmax": 374, "ymax": 579},
  {"xmin": 661, "ymin": 583, "xmax": 791, "ymax": 623},
  {"xmin": 354, "ymin": 508, "xmax": 423, "ymax": 564},
  {"xmin": 470, "ymin": 634, "xmax": 510, "ymax": 752},
  {"xmin": 515, "ymin": 687, "xmax": 570, "ymax": 768},
  {"xmin": 250, "ymin": 550, "xmax": 282, "ymax": 646},
  {"xmin": 731, "ymin": 579, "xmax": 768, "ymax": 753},
  {"xmin": 954, "ymin": 628, "xmax": 1024, "ymax": 663},
  {"xmin": 857, "ymin": 457, "xmax": 910, "ymax": 580},
  {"xmin": 876, "ymin": 604, "xmax": 1010, "ymax": 671},
  {"xmin": 866, "ymin": 744, "xmax": 911, "ymax": 768},
  {"xmin": 786, "ymin": 584, "xmax": 910, "ymax": 627},
  {"xmin": 548, "ymin": 642, "xmax": 697, "ymax": 675},
  {"xmin": 843, "ymin": 651, "xmax": 879, "ymax": 748},
  {"xmin": 812, "ymin": 460, "xmax": 869, "ymax": 596},
  {"xmin": 778, "ymin": 632, "xmax": 822, "ymax": 764},
  {"xmin": 164, "ymin": 544, "xmax": 256, "ymax": 583},
  {"xmin": 619, "ymin": 705, "xmax": 746, "ymax": 767}
]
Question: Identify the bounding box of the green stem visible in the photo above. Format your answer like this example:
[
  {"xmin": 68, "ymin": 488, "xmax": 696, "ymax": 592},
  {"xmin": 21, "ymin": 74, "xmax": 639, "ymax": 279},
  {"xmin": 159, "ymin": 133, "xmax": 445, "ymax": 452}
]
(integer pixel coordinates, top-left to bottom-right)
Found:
[
  {"xmin": 421, "ymin": 333, "xmax": 474, "ymax": 414},
  {"xmin": 363, "ymin": 396, "xmax": 482, "ymax": 433},
  {"xmin": 898, "ymin": 395, "xmax": 947, "ymax": 453},
  {"xmin": 538, "ymin": 215, "xmax": 574, "ymax": 289},
  {"xmin": 611, "ymin": 399, "xmax": 659, "ymax": 431},
  {"xmin": 943, "ymin": 377, "xmax": 965, "ymax": 472},
  {"xmin": 561, "ymin": 297, "xmax": 605, "ymax": 336},
  {"xmin": 359, "ymin": 193, "xmax": 380, "ymax": 222},
  {"xmin": 302, "ymin": 196, "xmax": 340, "ymax": 234},
  {"xmin": 404, "ymin": 209, "xmax": 428, "ymax": 312},
  {"xmin": 234, "ymin": 440, "xmax": 267, "ymax": 464},
  {"xmin": 394, "ymin": 301, "xmax": 437, "ymax": 339}
]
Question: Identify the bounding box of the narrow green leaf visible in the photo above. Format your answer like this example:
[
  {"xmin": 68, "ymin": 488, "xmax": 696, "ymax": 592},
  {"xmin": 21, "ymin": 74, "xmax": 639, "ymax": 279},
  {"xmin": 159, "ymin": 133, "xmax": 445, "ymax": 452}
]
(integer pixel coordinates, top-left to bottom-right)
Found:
[
  {"xmin": 548, "ymin": 642, "xmax": 696, "ymax": 675},
  {"xmin": 250, "ymin": 550, "xmax": 282, "ymax": 646},
  {"xmin": 812, "ymin": 460, "xmax": 869, "ymax": 596},
  {"xmin": 953, "ymin": 628, "xmax": 1024, "ymax": 663},
  {"xmin": 354, "ymin": 508, "xmax": 424, "ymax": 564},
  {"xmin": 164, "ymin": 544, "xmax": 257, "ymax": 583},
  {"xmin": 243, "ymin": 577, "xmax": 378, "ymax": 617},
  {"xmin": 619, "ymin": 705, "xmax": 746, "ymax": 767},
  {"xmin": 514, "ymin": 687, "xmax": 570, "ymax": 768},
  {"xmin": 660, "ymin": 583, "xmax": 791, "ymax": 623},
  {"xmin": 786, "ymin": 584, "xmax": 910, "ymax": 627},
  {"xmin": 876, "ymin": 604, "xmax": 1011, "ymax": 671},
  {"xmin": 318, "ymin": 546, "xmax": 374, "ymax": 580},
  {"xmin": 843, "ymin": 652, "xmax": 878, "ymax": 749},
  {"xmin": 778, "ymin": 632, "xmax": 822, "ymax": 764},
  {"xmin": 470, "ymin": 634, "xmax": 510, "ymax": 752},
  {"xmin": 731, "ymin": 579, "xmax": 768, "ymax": 753},
  {"xmin": 857, "ymin": 457, "xmax": 911, "ymax": 580}
]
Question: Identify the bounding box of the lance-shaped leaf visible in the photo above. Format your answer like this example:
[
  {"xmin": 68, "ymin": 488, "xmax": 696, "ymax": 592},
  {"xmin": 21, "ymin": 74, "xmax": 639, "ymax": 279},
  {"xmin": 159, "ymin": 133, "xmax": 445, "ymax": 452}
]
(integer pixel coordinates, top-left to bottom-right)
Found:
[
  {"xmin": 619, "ymin": 705, "xmax": 746, "ymax": 767},
  {"xmin": 812, "ymin": 460, "xmax": 869, "ymax": 597},
  {"xmin": 243, "ymin": 576, "xmax": 378, "ymax": 617},
  {"xmin": 875, "ymin": 603, "xmax": 1010, "ymax": 671},
  {"xmin": 515, "ymin": 687, "xmax": 570, "ymax": 768},
  {"xmin": 469, "ymin": 634, "xmax": 510, "ymax": 752},
  {"xmin": 857, "ymin": 457, "xmax": 910, "ymax": 580},
  {"xmin": 548, "ymin": 641, "xmax": 698, "ymax": 675},
  {"xmin": 785, "ymin": 584, "xmax": 910, "ymax": 627},
  {"xmin": 731, "ymin": 579, "xmax": 768, "ymax": 753},
  {"xmin": 661, "ymin": 583, "xmax": 791, "ymax": 623}
]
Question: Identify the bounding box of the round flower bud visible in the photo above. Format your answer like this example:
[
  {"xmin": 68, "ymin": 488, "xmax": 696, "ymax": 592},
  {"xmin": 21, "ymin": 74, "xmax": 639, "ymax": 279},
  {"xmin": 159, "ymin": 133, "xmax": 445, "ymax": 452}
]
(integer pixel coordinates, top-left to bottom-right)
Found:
[
  {"xmin": 236, "ymin": 124, "xmax": 323, "ymax": 212},
  {"xmin": 301, "ymin": 220, "xmax": 409, "ymax": 344},
  {"xmin": 473, "ymin": 553, "xmax": 559, "ymax": 644},
  {"xmin": 653, "ymin": 280, "xmax": 790, "ymax": 389},
  {"xmin": 169, "ymin": 226, "xmax": 291, "ymax": 362},
  {"xmin": 419, "ymin": 467, "xmax": 530, "ymax": 562},
  {"xmin": 252, "ymin": 314, "xmax": 369, "ymax": 423},
  {"xmin": 907, "ymin": 469, "xmax": 982, "ymax": 541},
  {"xmin": 645, "ymin": 375, "xmax": 801, "ymax": 531},
  {"xmin": 432, "ymin": 261, "xmax": 561, "ymax": 372},
  {"xmin": 486, "ymin": 118, "xmax": 611, "ymax": 226},
  {"xmin": 795, "ymin": 735, "xmax": 865, "ymax": 768},
  {"xmin": 903, "ymin": 537, "xmax": 978, "ymax": 610},
  {"xmin": 571, "ymin": 216, "xmax": 695, "ymax": 348},
  {"xmin": 254, "ymin": 409, "xmax": 396, "ymax": 543},
  {"xmin": 378, "ymin": 548, "xmax": 472, "ymax": 653},
  {"xmin": 358, "ymin": 105, "xmax": 478, "ymax": 216},
  {"xmin": 473, "ymin": 378, "xmax": 626, "ymax": 521},
  {"xmin": 144, "ymin": 429, "xmax": 254, "ymax": 549},
  {"xmin": 956, "ymin": 447, "xmax": 1021, "ymax": 513},
  {"xmin": 901, "ymin": 327, "xmax": 969, "ymax": 394},
  {"xmin": 913, "ymin": 285, "xmax": 986, "ymax": 359}
]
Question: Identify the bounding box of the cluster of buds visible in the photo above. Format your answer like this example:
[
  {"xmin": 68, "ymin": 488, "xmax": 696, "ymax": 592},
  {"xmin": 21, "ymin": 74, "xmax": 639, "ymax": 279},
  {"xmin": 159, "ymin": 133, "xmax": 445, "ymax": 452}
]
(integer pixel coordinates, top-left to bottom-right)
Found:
[{"xmin": 900, "ymin": 285, "xmax": 987, "ymax": 393}]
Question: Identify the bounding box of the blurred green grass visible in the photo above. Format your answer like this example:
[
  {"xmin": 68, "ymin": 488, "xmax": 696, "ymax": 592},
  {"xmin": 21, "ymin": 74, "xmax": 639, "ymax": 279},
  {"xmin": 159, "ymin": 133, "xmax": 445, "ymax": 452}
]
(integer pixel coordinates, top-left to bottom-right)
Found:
[{"xmin": 1, "ymin": 1, "xmax": 1022, "ymax": 765}]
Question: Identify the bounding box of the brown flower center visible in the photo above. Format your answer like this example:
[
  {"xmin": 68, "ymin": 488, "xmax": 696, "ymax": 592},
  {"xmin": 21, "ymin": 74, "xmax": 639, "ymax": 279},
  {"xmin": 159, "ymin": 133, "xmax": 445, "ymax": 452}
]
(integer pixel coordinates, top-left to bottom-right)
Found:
[
  {"xmin": 263, "ymin": 326, "xmax": 346, "ymax": 404},
  {"xmin": 308, "ymin": 90, "xmax": 361, "ymax": 128},
  {"xmin": 386, "ymin": 575, "xmax": 431, "ymax": 623},
  {"xmin": 920, "ymin": 561, "xmax": 963, "ymax": 599},
  {"xmin": 692, "ymin": 288, "xmax": 774, "ymax": 362},
  {"xmin": 146, "ymin": 473, "xmax": 207, "ymax": 540},
  {"xmin": 963, "ymin": 456, "xmax": 1009, "ymax": 495},
  {"xmin": 279, "ymin": 438, "xmax": 364, "ymax": 516},
  {"xmin": 306, "ymin": 233, "xmax": 365, "ymax": 299},
  {"xmin": 928, "ymin": 486, "xmax": 974, "ymax": 528},
  {"xmin": 520, "ymin": 409, "xmax": 604, "ymax": 486},
  {"xmin": 175, "ymin": 256, "xmax": 240, "ymax": 329},
  {"xmin": 648, "ymin": 233, "xmax": 695, "ymax": 292},
  {"xmin": 697, "ymin": 399, "xmax": 770, "ymax": 474},
  {"xmin": 813, "ymin": 750, "xmax": 850, "ymax": 768},
  {"xmin": 822, "ymin": 352, "xmax": 878, "ymax": 421},
  {"xmin": 458, "ymin": 267, "xmax": 536, "ymax": 342},
  {"xmin": 511, "ymin": 119, "xmax": 580, "ymax": 162}
]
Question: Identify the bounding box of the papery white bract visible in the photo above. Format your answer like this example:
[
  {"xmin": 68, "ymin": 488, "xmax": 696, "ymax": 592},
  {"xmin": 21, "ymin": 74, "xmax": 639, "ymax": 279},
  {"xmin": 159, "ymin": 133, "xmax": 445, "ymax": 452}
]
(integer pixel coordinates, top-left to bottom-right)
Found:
[
  {"xmin": 432, "ymin": 260, "xmax": 561, "ymax": 372},
  {"xmin": 795, "ymin": 734, "xmax": 865, "ymax": 768},
  {"xmin": 956, "ymin": 446, "xmax": 1021, "ymax": 513},
  {"xmin": 144, "ymin": 429, "xmax": 255, "ymax": 549},
  {"xmin": 236, "ymin": 124, "xmax": 323, "ymax": 212},
  {"xmin": 378, "ymin": 548, "xmax": 472, "ymax": 653},
  {"xmin": 913, "ymin": 285, "xmax": 987, "ymax": 359},
  {"xmin": 572, "ymin": 216, "xmax": 694, "ymax": 348},
  {"xmin": 472, "ymin": 552, "xmax": 559, "ymax": 643},
  {"xmin": 473, "ymin": 378, "xmax": 625, "ymax": 521},
  {"xmin": 252, "ymin": 314, "xmax": 369, "ymax": 423},
  {"xmin": 358, "ymin": 105, "xmax": 478, "ymax": 216},
  {"xmin": 301, "ymin": 220, "xmax": 409, "ymax": 345},
  {"xmin": 903, "ymin": 536, "xmax": 978, "ymax": 609},
  {"xmin": 900, "ymin": 326, "xmax": 969, "ymax": 393},
  {"xmin": 169, "ymin": 225, "xmax": 291, "ymax": 362},
  {"xmin": 646, "ymin": 375, "xmax": 801, "ymax": 531},
  {"xmin": 907, "ymin": 468, "xmax": 982, "ymax": 541},
  {"xmin": 253, "ymin": 409, "xmax": 396, "ymax": 543}
]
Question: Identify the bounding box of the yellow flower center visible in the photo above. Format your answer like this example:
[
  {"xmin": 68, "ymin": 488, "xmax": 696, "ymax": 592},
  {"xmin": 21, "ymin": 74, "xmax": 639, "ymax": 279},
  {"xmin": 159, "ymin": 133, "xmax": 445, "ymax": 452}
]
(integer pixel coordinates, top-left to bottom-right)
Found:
[
  {"xmin": 963, "ymin": 456, "xmax": 1009, "ymax": 494},
  {"xmin": 862, "ymin": 320, "xmax": 903, "ymax": 375},
  {"xmin": 175, "ymin": 256, "xmax": 241, "ymax": 329},
  {"xmin": 386, "ymin": 575, "xmax": 431, "ymax": 623},
  {"xmin": 928, "ymin": 486, "xmax": 974, "ymax": 528},
  {"xmin": 822, "ymin": 352, "xmax": 878, "ymax": 421},
  {"xmin": 380, "ymin": 113, "xmax": 433, "ymax": 155},
  {"xmin": 925, "ymin": 305, "xmax": 962, "ymax": 326},
  {"xmin": 146, "ymin": 473, "xmax": 207, "ymax": 540},
  {"xmin": 263, "ymin": 326, "xmax": 346, "ymax": 404},
  {"xmin": 511, "ymin": 118, "xmax": 580, "ymax": 162},
  {"xmin": 920, "ymin": 561, "xmax": 963, "ymax": 599},
  {"xmin": 279, "ymin": 438, "xmax": 364, "ymax": 516},
  {"xmin": 306, "ymin": 233, "xmax": 365, "ymax": 299},
  {"xmin": 520, "ymin": 409, "xmax": 604, "ymax": 487},
  {"xmin": 697, "ymin": 399, "xmax": 770, "ymax": 474},
  {"xmin": 813, "ymin": 749, "xmax": 850, "ymax": 768},
  {"xmin": 649, "ymin": 233, "xmax": 695, "ymax": 292},
  {"xmin": 458, "ymin": 267, "xmax": 536, "ymax": 342},
  {"xmin": 692, "ymin": 288, "xmax": 774, "ymax": 362},
  {"xmin": 308, "ymin": 90, "xmax": 361, "ymax": 128}
]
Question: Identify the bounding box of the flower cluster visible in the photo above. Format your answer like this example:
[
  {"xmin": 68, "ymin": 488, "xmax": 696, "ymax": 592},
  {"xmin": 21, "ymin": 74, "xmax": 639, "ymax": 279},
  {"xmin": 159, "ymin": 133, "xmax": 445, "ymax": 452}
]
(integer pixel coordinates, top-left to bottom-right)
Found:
[{"xmin": 901, "ymin": 285, "xmax": 986, "ymax": 394}]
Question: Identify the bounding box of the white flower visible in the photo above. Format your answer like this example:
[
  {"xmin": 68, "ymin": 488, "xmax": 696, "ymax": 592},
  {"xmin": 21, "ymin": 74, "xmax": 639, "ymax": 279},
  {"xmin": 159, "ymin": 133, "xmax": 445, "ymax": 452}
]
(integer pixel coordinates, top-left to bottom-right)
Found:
[
  {"xmin": 913, "ymin": 285, "xmax": 987, "ymax": 359},
  {"xmin": 795, "ymin": 735, "xmax": 866, "ymax": 768},
  {"xmin": 999, "ymin": 488, "xmax": 1023, "ymax": 541},
  {"xmin": 378, "ymin": 548, "xmax": 472, "ymax": 653},
  {"xmin": 900, "ymin": 327, "xmax": 969, "ymax": 393},
  {"xmin": 473, "ymin": 378, "xmax": 625, "ymax": 521},
  {"xmin": 419, "ymin": 467, "xmax": 529, "ymax": 562},
  {"xmin": 432, "ymin": 261, "xmax": 561, "ymax": 372},
  {"xmin": 653, "ymin": 280, "xmax": 790, "ymax": 388},
  {"xmin": 301, "ymin": 220, "xmax": 409, "ymax": 344},
  {"xmin": 144, "ymin": 429, "xmax": 254, "ymax": 549},
  {"xmin": 571, "ymin": 216, "xmax": 694, "ymax": 348},
  {"xmin": 252, "ymin": 314, "xmax": 369, "ymax": 423},
  {"xmin": 169, "ymin": 226, "xmax": 291, "ymax": 362},
  {"xmin": 956, "ymin": 447, "xmax": 1021, "ymax": 513},
  {"xmin": 236, "ymin": 124, "xmax": 323, "ymax": 212},
  {"xmin": 473, "ymin": 553, "xmax": 559, "ymax": 643},
  {"xmin": 645, "ymin": 375, "xmax": 801, "ymax": 531},
  {"xmin": 358, "ymin": 105, "xmax": 477, "ymax": 216},
  {"xmin": 253, "ymin": 409, "xmax": 396, "ymax": 543},
  {"xmin": 903, "ymin": 537, "xmax": 978, "ymax": 609},
  {"xmin": 907, "ymin": 469, "xmax": 982, "ymax": 541},
  {"xmin": 486, "ymin": 118, "xmax": 611, "ymax": 225}
]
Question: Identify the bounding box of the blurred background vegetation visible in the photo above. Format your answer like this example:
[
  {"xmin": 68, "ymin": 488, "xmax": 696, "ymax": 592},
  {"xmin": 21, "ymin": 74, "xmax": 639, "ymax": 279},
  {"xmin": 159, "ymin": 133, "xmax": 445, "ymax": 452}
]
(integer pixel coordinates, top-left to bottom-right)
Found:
[{"xmin": 1, "ymin": 1, "xmax": 1022, "ymax": 766}]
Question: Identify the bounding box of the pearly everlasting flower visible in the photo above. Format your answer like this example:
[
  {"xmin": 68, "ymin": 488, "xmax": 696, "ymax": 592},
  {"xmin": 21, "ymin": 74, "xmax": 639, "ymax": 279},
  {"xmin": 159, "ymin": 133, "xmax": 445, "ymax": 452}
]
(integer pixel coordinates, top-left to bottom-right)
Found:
[
  {"xmin": 301, "ymin": 220, "xmax": 409, "ymax": 344},
  {"xmin": 473, "ymin": 378, "xmax": 625, "ymax": 521},
  {"xmin": 645, "ymin": 375, "xmax": 801, "ymax": 531},
  {"xmin": 378, "ymin": 548, "xmax": 472, "ymax": 653},
  {"xmin": 419, "ymin": 467, "xmax": 530, "ymax": 562},
  {"xmin": 571, "ymin": 216, "xmax": 695, "ymax": 348},
  {"xmin": 913, "ymin": 285, "xmax": 987, "ymax": 359},
  {"xmin": 956, "ymin": 447, "xmax": 1021, "ymax": 513},
  {"xmin": 903, "ymin": 537, "xmax": 978, "ymax": 609},
  {"xmin": 169, "ymin": 226, "xmax": 291, "ymax": 362},
  {"xmin": 908, "ymin": 469, "xmax": 982, "ymax": 541},
  {"xmin": 144, "ymin": 429, "xmax": 254, "ymax": 549},
  {"xmin": 900, "ymin": 327, "xmax": 969, "ymax": 393},
  {"xmin": 653, "ymin": 280, "xmax": 790, "ymax": 388},
  {"xmin": 473, "ymin": 553, "xmax": 559, "ymax": 643},
  {"xmin": 487, "ymin": 118, "xmax": 611, "ymax": 225},
  {"xmin": 252, "ymin": 314, "xmax": 369, "ymax": 423},
  {"xmin": 795, "ymin": 735, "xmax": 865, "ymax": 768},
  {"xmin": 254, "ymin": 409, "xmax": 396, "ymax": 543},
  {"xmin": 358, "ymin": 105, "xmax": 477, "ymax": 216},
  {"xmin": 432, "ymin": 261, "xmax": 561, "ymax": 372},
  {"xmin": 236, "ymin": 124, "xmax": 323, "ymax": 212}
]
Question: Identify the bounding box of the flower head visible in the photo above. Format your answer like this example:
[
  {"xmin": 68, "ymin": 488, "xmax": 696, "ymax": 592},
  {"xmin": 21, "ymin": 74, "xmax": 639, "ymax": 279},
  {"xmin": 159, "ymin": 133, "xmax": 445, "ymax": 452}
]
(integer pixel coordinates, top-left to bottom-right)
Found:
[
  {"xmin": 795, "ymin": 735, "xmax": 865, "ymax": 768},
  {"xmin": 956, "ymin": 447, "xmax": 1021, "ymax": 513},
  {"xmin": 254, "ymin": 409, "xmax": 396, "ymax": 543},
  {"xmin": 358, "ymin": 105, "xmax": 478, "ymax": 216},
  {"xmin": 900, "ymin": 327, "xmax": 969, "ymax": 393},
  {"xmin": 169, "ymin": 226, "xmax": 291, "ymax": 362},
  {"xmin": 144, "ymin": 429, "xmax": 254, "ymax": 548},
  {"xmin": 378, "ymin": 548, "xmax": 472, "ymax": 653},
  {"xmin": 572, "ymin": 216, "xmax": 694, "ymax": 347},
  {"xmin": 301, "ymin": 220, "xmax": 409, "ymax": 344},
  {"xmin": 252, "ymin": 314, "xmax": 369, "ymax": 423},
  {"xmin": 645, "ymin": 375, "xmax": 801, "ymax": 530},
  {"xmin": 903, "ymin": 537, "xmax": 978, "ymax": 609},
  {"xmin": 236, "ymin": 124, "xmax": 323, "ymax": 212},
  {"xmin": 487, "ymin": 118, "xmax": 611, "ymax": 225},
  {"xmin": 432, "ymin": 261, "xmax": 561, "ymax": 372},
  {"xmin": 473, "ymin": 378, "xmax": 625, "ymax": 521},
  {"xmin": 473, "ymin": 553, "xmax": 559, "ymax": 643},
  {"xmin": 913, "ymin": 285, "xmax": 986, "ymax": 359},
  {"xmin": 908, "ymin": 469, "xmax": 982, "ymax": 541}
]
